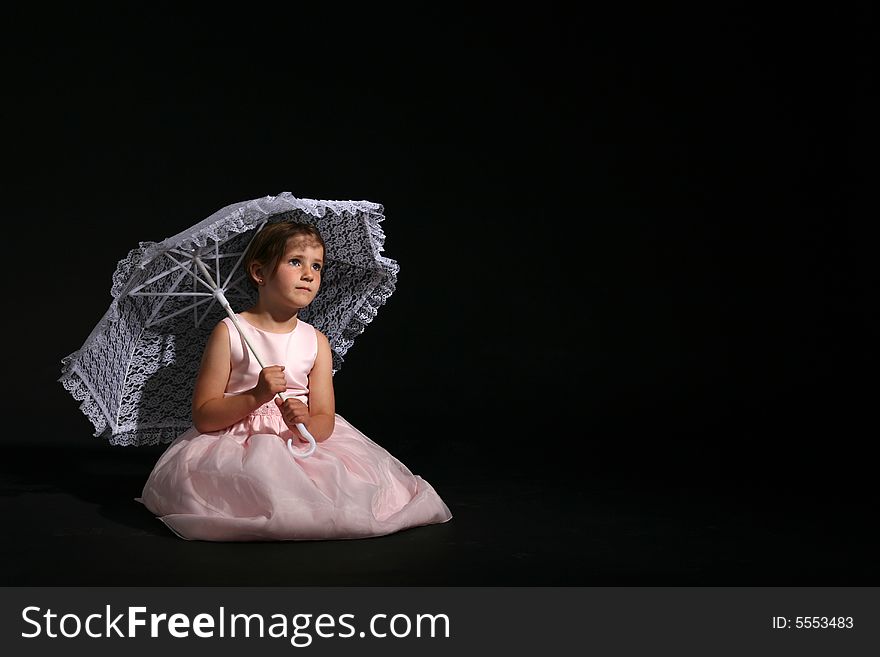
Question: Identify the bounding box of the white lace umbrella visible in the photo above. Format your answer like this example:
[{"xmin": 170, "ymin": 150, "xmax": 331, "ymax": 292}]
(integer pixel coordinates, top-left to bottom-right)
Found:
[{"xmin": 60, "ymin": 192, "xmax": 399, "ymax": 458}]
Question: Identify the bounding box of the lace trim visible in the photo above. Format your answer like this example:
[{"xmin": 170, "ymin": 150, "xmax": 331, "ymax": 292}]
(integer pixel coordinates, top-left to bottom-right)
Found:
[
  {"xmin": 248, "ymin": 402, "xmax": 284, "ymax": 417},
  {"xmin": 107, "ymin": 425, "xmax": 191, "ymax": 447}
]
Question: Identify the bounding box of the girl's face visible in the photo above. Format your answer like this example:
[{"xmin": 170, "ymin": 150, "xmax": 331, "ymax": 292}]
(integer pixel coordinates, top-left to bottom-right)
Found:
[{"xmin": 260, "ymin": 237, "xmax": 324, "ymax": 311}]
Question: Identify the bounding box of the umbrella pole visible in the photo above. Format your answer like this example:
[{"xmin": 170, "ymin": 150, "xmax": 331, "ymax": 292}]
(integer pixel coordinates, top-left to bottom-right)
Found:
[{"xmin": 192, "ymin": 256, "xmax": 317, "ymax": 459}]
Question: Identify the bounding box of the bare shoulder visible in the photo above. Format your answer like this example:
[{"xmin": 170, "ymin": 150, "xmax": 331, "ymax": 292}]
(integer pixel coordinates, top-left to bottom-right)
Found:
[
  {"xmin": 205, "ymin": 318, "xmax": 229, "ymax": 346},
  {"xmin": 203, "ymin": 320, "xmax": 231, "ymax": 358},
  {"xmin": 311, "ymin": 328, "xmax": 333, "ymax": 372},
  {"xmin": 314, "ymin": 327, "xmax": 330, "ymax": 347}
]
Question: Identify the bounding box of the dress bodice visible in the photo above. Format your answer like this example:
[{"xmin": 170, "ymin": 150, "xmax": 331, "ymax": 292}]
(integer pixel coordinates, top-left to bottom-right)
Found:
[{"xmin": 221, "ymin": 314, "xmax": 317, "ymax": 406}]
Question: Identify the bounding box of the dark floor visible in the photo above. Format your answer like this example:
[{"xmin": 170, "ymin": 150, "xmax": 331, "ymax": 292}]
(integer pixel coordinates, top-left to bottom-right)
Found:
[{"xmin": 2, "ymin": 412, "xmax": 877, "ymax": 586}]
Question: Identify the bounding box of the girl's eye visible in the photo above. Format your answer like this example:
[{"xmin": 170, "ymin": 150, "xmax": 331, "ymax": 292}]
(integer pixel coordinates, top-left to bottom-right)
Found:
[
  {"xmin": 312, "ymin": 263, "xmax": 322, "ymax": 271},
  {"xmin": 288, "ymin": 258, "xmax": 300, "ymax": 266}
]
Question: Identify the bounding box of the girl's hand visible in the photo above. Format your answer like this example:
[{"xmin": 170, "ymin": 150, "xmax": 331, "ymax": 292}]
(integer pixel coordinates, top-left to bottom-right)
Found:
[
  {"xmin": 275, "ymin": 397, "xmax": 311, "ymax": 437},
  {"xmin": 252, "ymin": 365, "xmax": 287, "ymax": 405}
]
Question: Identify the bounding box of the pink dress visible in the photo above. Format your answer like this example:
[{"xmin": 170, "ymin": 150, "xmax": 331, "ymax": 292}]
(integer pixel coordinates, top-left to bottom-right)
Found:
[{"xmin": 136, "ymin": 315, "xmax": 453, "ymax": 541}]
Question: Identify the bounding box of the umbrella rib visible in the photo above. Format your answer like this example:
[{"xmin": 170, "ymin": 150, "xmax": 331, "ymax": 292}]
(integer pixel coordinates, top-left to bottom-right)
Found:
[
  {"xmin": 164, "ymin": 253, "xmax": 213, "ymax": 292},
  {"xmin": 227, "ymin": 273, "xmax": 250, "ymax": 297},
  {"xmin": 195, "ymin": 264, "xmax": 218, "ymax": 328},
  {"xmin": 167, "ymin": 248, "xmax": 208, "ymax": 259},
  {"xmin": 128, "ymin": 260, "xmax": 194, "ymax": 295},
  {"xmin": 222, "ymin": 220, "xmax": 266, "ymax": 289},
  {"xmin": 195, "ymin": 272, "xmax": 249, "ymax": 327},
  {"xmin": 169, "ymin": 248, "xmax": 245, "ymax": 260},
  {"xmin": 192, "ymin": 255, "xmax": 198, "ymax": 325},
  {"xmin": 198, "ymin": 240, "xmax": 221, "ymax": 327},
  {"xmin": 132, "ymin": 292, "xmax": 214, "ymax": 296},
  {"xmin": 144, "ymin": 268, "xmax": 190, "ymax": 327},
  {"xmin": 192, "ymin": 241, "xmax": 222, "ymax": 328},
  {"xmin": 192, "ymin": 251, "xmax": 219, "ymax": 327},
  {"xmin": 195, "ymin": 306, "xmax": 212, "ymax": 328},
  {"xmin": 147, "ymin": 295, "xmax": 214, "ymax": 327},
  {"xmin": 222, "ymin": 275, "xmax": 251, "ymax": 306}
]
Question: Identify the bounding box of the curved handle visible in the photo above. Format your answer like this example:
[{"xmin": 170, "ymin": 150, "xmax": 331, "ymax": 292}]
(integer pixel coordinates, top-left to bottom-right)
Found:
[
  {"xmin": 278, "ymin": 392, "xmax": 317, "ymax": 458},
  {"xmin": 287, "ymin": 422, "xmax": 317, "ymax": 458}
]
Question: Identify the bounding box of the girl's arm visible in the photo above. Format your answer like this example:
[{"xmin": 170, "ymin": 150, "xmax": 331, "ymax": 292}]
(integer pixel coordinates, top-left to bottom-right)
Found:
[
  {"xmin": 302, "ymin": 330, "xmax": 336, "ymax": 442},
  {"xmin": 191, "ymin": 322, "xmax": 284, "ymax": 433}
]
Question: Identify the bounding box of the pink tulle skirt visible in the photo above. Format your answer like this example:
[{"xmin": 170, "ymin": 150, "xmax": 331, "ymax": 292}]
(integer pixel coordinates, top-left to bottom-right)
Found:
[{"xmin": 136, "ymin": 406, "xmax": 452, "ymax": 541}]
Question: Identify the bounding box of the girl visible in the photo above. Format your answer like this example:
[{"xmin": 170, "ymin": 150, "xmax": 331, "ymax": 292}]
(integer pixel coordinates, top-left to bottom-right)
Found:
[{"xmin": 136, "ymin": 221, "xmax": 453, "ymax": 541}]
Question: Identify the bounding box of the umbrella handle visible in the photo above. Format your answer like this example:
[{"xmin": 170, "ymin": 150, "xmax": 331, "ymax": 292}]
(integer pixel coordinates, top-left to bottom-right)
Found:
[
  {"xmin": 287, "ymin": 423, "xmax": 317, "ymax": 458},
  {"xmin": 274, "ymin": 392, "xmax": 317, "ymax": 458}
]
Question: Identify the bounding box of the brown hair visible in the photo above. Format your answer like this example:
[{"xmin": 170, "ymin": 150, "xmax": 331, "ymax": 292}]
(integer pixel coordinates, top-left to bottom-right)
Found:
[{"xmin": 242, "ymin": 221, "xmax": 326, "ymax": 289}]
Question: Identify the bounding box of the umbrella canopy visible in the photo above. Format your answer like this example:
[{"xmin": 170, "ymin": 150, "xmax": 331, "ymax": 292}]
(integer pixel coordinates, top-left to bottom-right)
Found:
[{"xmin": 60, "ymin": 192, "xmax": 399, "ymax": 447}]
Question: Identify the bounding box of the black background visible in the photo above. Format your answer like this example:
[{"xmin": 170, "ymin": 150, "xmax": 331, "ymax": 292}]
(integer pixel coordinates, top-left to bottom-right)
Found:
[{"xmin": 2, "ymin": 4, "xmax": 875, "ymax": 584}]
